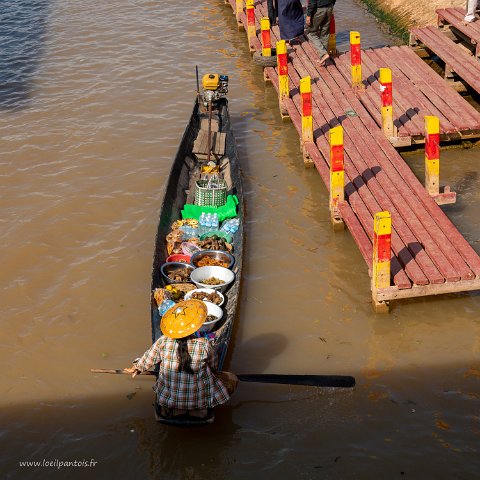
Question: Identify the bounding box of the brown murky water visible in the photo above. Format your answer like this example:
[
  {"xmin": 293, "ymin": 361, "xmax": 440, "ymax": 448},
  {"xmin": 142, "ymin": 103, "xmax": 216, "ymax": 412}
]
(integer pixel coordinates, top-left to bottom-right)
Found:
[{"xmin": 1, "ymin": 0, "xmax": 479, "ymax": 479}]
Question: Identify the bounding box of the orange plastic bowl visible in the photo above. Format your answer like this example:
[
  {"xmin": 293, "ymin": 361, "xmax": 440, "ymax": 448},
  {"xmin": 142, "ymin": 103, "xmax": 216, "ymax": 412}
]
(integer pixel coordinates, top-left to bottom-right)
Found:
[{"xmin": 166, "ymin": 254, "xmax": 191, "ymax": 264}]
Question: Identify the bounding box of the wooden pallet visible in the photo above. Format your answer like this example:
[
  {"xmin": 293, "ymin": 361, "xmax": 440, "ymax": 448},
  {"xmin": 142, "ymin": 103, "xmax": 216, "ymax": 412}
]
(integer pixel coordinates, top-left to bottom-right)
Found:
[
  {"xmin": 437, "ymin": 7, "xmax": 480, "ymax": 57},
  {"xmin": 224, "ymin": 0, "xmax": 480, "ymax": 307},
  {"xmin": 410, "ymin": 26, "xmax": 480, "ymax": 95}
]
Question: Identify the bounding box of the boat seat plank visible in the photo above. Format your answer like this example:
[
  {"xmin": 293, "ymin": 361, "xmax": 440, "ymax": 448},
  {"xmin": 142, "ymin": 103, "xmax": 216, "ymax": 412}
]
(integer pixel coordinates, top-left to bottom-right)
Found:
[{"xmin": 193, "ymin": 129, "xmax": 226, "ymax": 156}]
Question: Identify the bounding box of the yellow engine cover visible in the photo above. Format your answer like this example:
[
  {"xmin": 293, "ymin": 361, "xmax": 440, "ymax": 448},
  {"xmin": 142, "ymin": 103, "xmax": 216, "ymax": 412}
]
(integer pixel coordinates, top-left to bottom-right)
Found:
[{"xmin": 202, "ymin": 73, "xmax": 219, "ymax": 90}]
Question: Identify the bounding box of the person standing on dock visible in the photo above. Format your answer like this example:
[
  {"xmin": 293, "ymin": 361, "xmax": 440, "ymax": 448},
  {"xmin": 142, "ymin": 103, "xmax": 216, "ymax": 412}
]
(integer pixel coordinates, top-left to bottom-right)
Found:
[
  {"xmin": 305, "ymin": 0, "xmax": 336, "ymax": 65},
  {"xmin": 125, "ymin": 300, "xmax": 238, "ymax": 418},
  {"xmin": 277, "ymin": 0, "xmax": 305, "ymax": 42},
  {"xmin": 464, "ymin": 0, "xmax": 478, "ymax": 23}
]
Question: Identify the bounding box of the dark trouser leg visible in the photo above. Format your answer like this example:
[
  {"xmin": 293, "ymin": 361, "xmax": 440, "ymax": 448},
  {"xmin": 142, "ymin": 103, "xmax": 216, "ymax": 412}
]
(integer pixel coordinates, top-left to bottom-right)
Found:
[{"xmin": 267, "ymin": 0, "xmax": 277, "ymax": 25}]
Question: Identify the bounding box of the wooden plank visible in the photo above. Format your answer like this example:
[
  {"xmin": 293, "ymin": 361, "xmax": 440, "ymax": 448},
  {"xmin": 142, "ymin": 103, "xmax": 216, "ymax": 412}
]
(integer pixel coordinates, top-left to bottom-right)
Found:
[
  {"xmin": 367, "ymin": 47, "xmax": 466, "ymax": 134},
  {"xmin": 302, "ymin": 44, "xmax": 477, "ymax": 281},
  {"xmin": 288, "ymin": 45, "xmax": 432, "ymax": 286},
  {"xmin": 265, "ymin": 37, "xmax": 414, "ymax": 288},
  {"xmin": 377, "ymin": 277, "xmax": 480, "ymax": 301},
  {"xmin": 359, "ymin": 50, "xmax": 430, "ymax": 136},
  {"xmin": 338, "ymin": 202, "xmax": 373, "ymax": 269},
  {"xmin": 242, "ymin": 0, "xmax": 480, "ymax": 291},
  {"xmin": 334, "ymin": 54, "xmax": 385, "ymax": 131},
  {"xmin": 411, "ymin": 26, "xmax": 480, "ymax": 94},
  {"xmin": 267, "ymin": 55, "xmax": 412, "ymax": 288},
  {"xmin": 361, "ymin": 49, "xmax": 455, "ymax": 135},
  {"xmin": 295, "ymin": 44, "xmax": 464, "ymax": 284},
  {"xmin": 386, "ymin": 45, "xmax": 479, "ymax": 127},
  {"xmin": 437, "ymin": 7, "xmax": 480, "ymax": 49},
  {"xmin": 387, "ymin": 46, "xmax": 480, "ymax": 130}
]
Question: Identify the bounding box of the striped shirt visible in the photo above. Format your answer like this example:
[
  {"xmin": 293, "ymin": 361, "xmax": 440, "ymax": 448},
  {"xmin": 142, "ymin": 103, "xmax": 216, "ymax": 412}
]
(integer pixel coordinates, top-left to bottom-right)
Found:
[{"xmin": 135, "ymin": 336, "xmax": 230, "ymax": 409}]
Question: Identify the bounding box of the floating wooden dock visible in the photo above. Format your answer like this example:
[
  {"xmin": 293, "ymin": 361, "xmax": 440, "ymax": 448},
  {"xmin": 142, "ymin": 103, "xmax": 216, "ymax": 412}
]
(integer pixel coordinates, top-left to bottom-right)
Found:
[
  {"xmin": 408, "ymin": 7, "xmax": 480, "ymax": 99},
  {"xmin": 224, "ymin": 0, "xmax": 480, "ymax": 311},
  {"xmin": 336, "ymin": 45, "xmax": 480, "ymax": 144},
  {"xmin": 436, "ymin": 6, "xmax": 480, "ymax": 58}
]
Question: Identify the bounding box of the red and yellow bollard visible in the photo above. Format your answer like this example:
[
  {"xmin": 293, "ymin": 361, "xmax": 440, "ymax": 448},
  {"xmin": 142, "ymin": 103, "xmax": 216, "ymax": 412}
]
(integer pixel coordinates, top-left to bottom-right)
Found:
[
  {"xmin": 328, "ymin": 13, "xmax": 336, "ymax": 57},
  {"xmin": 423, "ymin": 116, "xmax": 456, "ymax": 204},
  {"xmin": 379, "ymin": 68, "xmax": 396, "ymax": 138},
  {"xmin": 260, "ymin": 17, "xmax": 272, "ymax": 57},
  {"xmin": 329, "ymin": 125, "xmax": 345, "ymax": 229},
  {"xmin": 300, "ymin": 76, "xmax": 314, "ymax": 165},
  {"xmin": 350, "ymin": 31, "xmax": 362, "ymax": 88},
  {"xmin": 372, "ymin": 211, "xmax": 391, "ymax": 312},
  {"xmin": 235, "ymin": 0, "xmax": 244, "ymax": 30},
  {"xmin": 424, "ymin": 116, "xmax": 440, "ymax": 197},
  {"xmin": 300, "ymin": 76, "xmax": 313, "ymax": 144},
  {"xmin": 246, "ymin": 0, "xmax": 256, "ymax": 52},
  {"xmin": 276, "ymin": 39, "xmax": 290, "ymax": 119}
]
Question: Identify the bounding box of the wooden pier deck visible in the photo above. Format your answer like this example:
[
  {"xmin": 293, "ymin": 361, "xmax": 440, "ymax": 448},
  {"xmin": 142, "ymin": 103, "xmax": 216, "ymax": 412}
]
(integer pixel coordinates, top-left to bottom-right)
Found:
[
  {"xmin": 407, "ymin": 7, "xmax": 480, "ymax": 100},
  {"xmin": 436, "ymin": 6, "xmax": 480, "ymax": 58},
  {"xmin": 224, "ymin": 0, "xmax": 480, "ymax": 310},
  {"xmin": 336, "ymin": 45, "xmax": 480, "ymax": 144}
]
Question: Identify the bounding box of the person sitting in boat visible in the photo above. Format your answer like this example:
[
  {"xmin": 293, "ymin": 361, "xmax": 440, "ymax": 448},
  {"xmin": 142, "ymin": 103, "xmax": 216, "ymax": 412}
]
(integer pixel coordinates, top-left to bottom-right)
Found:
[{"xmin": 125, "ymin": 299, "xmax": 238, "ymax": 418}]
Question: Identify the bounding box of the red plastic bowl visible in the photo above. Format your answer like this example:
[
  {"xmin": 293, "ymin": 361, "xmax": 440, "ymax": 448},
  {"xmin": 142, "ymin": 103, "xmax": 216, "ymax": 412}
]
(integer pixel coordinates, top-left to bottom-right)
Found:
[{"xmin": 166, "ymin": 254, "xmax": 191, "ymax": 264}]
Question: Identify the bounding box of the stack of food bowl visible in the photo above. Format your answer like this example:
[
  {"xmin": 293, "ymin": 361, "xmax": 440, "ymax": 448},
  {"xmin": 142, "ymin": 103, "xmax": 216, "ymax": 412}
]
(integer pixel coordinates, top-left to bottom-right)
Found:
[{"xmin": 184, "ymin": 288, "xmax": 226, "ymax": 333}]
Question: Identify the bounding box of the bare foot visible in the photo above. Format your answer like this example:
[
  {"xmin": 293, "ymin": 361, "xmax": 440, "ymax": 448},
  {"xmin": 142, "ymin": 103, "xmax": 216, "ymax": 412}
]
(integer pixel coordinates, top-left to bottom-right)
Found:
[{"xmin": 319, "ymin": 53, "xmax": 330, "ymax": 66}]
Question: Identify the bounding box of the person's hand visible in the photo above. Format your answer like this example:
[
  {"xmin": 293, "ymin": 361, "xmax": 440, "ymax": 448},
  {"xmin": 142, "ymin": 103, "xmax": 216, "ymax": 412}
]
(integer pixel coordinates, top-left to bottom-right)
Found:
[
  {"xmin": 306, "ymin": 15, "xmax": 311, "ymax": 26},
  {"xmin": 124, "ymin": 365, "xmax": 139, "ymax": 378}
]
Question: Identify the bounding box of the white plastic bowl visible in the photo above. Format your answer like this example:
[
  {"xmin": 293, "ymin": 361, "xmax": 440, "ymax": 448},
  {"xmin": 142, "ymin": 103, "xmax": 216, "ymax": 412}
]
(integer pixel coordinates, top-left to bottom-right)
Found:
[
  {"xmin": 184, "ymin": 288, "xmax": 225, "ymax": 306},
  {"xmin": 198, "ymin": 302, "xmax": 224, "ymax": 333},
  {"xmin": 190, "ymin": 266, "xmax": 235, "ymax": 293}
]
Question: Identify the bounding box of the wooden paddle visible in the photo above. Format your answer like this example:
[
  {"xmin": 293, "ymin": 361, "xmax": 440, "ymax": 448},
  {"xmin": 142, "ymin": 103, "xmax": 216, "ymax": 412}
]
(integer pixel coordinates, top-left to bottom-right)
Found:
[{"xmin": 90, "ymin": 369, "xmax": 355, "ymax": 388}]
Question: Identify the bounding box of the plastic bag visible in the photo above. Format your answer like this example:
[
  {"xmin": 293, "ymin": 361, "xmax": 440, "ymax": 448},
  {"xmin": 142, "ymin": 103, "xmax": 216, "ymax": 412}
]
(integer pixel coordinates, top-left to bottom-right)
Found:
[
  {"xmin": 181, "ymin": 195, "xmax": 239, "ymax": 223},
  {"xmin": 181, "ymin": 242, "xmax": 202, "ymax": 256}
]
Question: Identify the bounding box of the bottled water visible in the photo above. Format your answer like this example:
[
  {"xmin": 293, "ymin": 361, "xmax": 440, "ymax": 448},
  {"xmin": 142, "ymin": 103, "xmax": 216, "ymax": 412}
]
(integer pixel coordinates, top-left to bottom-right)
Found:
[
  {"xmin": 206, "ymin": 213, "xmax": 212, "ymax": 230},
  {"xmin": 212, "ymin": 213, "xmax": 219, "ymax": 230},
  {"xmin": 220, "ymin": 217, "xmax": 240, "ymax": 235},
  {"xmin": 199, "ymin": 213, "xmax": 206, "ymax": 236},
  {"xmin": 179, "ymin": 224, "xmax": 198, "ymax": 240}
]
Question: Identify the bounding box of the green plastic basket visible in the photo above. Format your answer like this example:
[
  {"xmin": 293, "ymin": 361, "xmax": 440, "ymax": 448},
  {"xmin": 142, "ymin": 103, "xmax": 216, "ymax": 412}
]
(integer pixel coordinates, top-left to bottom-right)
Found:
[{"xmin": 194, "ymin": 177, "xmax": 227, "ymax": 207}]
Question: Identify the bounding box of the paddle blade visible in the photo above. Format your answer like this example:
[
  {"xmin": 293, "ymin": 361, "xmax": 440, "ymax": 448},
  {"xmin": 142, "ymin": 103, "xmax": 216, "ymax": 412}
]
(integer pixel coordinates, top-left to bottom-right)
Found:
[{"xmin": 237, "ymin": 374, "xmax": 355, "ymax": 388}]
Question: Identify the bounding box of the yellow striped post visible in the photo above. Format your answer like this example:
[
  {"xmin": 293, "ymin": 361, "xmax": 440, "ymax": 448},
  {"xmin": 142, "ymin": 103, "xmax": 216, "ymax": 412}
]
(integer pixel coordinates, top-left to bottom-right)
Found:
[
  {"xmin": 235, "ymin": 0, "xmax": 244, "ymax": 29},
  {"xmin": 372, "ymin": 211, "xmax": 391, "ymax": 288},
  {"xmin": 300, "ymin": 76, "xmax": 313, "ymax": 144},
  {"xmin": 329, "ymin": 125, "xmax": 345, "ymax": 229},
  {"xmin": 246, "ymin": 0, "xmax": 256, "ymax": 52},
  {"xmin": 425, "ymin": 116, "xmax": 440, "ymax": 197},
  {"xmin": 372, "ymin": 211, "xmax": 391, "ymax": 313},
  {"xmin": 300, "ymin": 76, "xmax": 314, "ymax": 165},
  {"xmin": 328, "ymin": 13, "xmax": 336, "ymax": 56},
  {"xmin": 379, "ymin": 68, "xmax": 395, "ymax": 138},
  {"xmin": 276, "ymin": 40, "xmax": 290, "ymax": 119},
  {"xmin": 260, "ymin": 17, "xmax": 272, "ymax": 57},
  {"xmin": 350, "ymin": 31, "xmax": 362, "ymax": 88}
]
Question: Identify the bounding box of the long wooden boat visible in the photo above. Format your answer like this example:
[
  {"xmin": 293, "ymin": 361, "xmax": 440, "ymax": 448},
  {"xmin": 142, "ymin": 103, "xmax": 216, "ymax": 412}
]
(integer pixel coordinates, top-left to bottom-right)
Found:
[{"xmin": 150, "ymin": 94, "xmax": 243, "ymax": 426}]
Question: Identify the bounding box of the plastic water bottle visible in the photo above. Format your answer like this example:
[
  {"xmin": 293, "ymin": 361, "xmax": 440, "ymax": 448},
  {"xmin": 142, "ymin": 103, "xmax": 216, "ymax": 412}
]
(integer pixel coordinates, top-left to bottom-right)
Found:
[
  {"xmin": 206, "ymin": 213, "xmax": 212, "ymax": 231},
  {"xmin": 199, "ymin": 213, "xmax": 206, "ymax": 236},
  {"xmin": 221, "ymin": 218, "xmax": 240, "ymax": 235},
  {"xmin": 212, "ymin": 213, "xmax": 219, "ymax": 230},
  {"xmin": 180, "ymin": 225, "xmax": 198, "ymax": 239}
]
